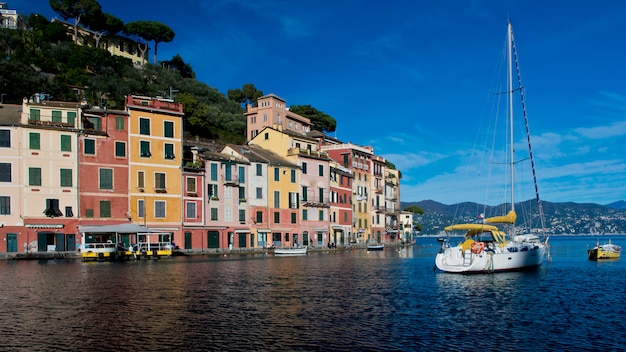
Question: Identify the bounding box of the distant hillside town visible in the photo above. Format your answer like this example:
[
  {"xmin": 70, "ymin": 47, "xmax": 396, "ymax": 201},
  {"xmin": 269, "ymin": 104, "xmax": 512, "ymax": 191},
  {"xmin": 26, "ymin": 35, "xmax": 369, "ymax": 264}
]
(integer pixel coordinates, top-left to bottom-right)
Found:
[{"xmin": 406, "ymin": 200, "xmax": 626, "ymax": 235}]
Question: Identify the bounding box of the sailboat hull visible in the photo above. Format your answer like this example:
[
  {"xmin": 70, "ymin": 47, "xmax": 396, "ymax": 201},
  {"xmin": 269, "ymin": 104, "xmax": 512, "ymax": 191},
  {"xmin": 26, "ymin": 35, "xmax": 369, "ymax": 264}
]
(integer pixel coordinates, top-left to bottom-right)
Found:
[{"xmin": 435, "ymin": 244, "xmax": 546, "ymax": 273}]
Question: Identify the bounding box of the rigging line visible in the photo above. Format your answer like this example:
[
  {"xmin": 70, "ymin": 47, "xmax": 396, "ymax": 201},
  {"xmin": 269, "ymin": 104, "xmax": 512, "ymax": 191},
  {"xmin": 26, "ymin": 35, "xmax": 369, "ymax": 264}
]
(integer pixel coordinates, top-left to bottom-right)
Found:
[{"xmin": 511, "ymin": 27, "xmax": 547, "ymax": 232}]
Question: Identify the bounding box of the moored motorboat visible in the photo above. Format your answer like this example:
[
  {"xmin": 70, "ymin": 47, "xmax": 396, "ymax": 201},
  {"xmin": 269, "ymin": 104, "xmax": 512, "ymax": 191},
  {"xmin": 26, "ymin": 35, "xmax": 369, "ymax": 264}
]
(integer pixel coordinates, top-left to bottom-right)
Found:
[
  {"xmin": 274, "ymin": 247, "xmax": 307, "ymax": 255},
  {"xmin": 366, "ymin": 244, "xmax": 384, "ymax": 251},
  {"xmin": 588, "ymin": 240, "xmax": 621, "ymax": 260}
]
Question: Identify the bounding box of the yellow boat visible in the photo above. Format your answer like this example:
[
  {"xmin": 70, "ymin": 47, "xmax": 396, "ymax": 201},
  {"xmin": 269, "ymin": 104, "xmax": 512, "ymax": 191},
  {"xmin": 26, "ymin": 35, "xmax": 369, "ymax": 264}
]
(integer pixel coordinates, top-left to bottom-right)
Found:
[{"xmin": 588, "ymin": 240, "xmax": 621, "ymax": 260}]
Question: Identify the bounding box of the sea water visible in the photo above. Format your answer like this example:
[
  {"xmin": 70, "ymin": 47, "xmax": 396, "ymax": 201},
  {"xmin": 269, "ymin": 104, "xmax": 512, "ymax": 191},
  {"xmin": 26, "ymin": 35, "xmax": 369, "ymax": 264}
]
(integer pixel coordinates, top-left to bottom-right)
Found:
[{"xmin": 0, "ymin": 235, "xmax": 624, "ymax": 351}]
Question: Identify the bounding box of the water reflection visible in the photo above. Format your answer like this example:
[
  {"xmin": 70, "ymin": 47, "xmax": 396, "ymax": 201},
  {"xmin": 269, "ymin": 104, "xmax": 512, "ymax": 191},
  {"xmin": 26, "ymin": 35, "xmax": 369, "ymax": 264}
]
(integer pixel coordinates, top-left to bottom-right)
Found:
[{"xmin": 1, "ymin": 238, "xmax": 626, "ymax": 350}]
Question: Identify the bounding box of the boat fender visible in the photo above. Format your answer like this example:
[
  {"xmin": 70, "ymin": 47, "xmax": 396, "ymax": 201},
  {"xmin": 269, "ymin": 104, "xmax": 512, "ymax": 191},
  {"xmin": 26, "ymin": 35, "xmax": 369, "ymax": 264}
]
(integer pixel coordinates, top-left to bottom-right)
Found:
[{"xmin": 471, "ymin": 241, "xmax": 485, "ymax": 254}]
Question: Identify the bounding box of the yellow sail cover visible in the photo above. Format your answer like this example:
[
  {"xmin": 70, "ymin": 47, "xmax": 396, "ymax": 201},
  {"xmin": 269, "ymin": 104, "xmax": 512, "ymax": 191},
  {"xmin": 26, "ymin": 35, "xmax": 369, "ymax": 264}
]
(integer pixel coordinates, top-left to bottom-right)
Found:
[{"xmin": 484, "ymin": 210, "xmax": 517, "ymax": 224}]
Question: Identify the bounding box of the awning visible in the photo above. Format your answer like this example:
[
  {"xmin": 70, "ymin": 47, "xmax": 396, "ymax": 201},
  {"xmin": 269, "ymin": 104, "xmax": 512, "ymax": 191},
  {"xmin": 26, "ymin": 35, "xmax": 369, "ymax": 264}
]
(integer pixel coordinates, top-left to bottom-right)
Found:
[
  {"xmin": 26, "ymin": 224, "xmax": 64, "ymax": 229},
  {"xmin": 78, "ymin": 223, "xmax": 162, "ymax": 233}
]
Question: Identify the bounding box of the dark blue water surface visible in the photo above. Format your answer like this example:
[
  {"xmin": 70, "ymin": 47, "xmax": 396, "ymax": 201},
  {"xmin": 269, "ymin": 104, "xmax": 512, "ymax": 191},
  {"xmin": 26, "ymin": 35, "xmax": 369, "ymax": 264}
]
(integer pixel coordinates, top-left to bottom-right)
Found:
[{"xmin": 1, "ymin": 236, "xmax": 625, "ymax": 351}]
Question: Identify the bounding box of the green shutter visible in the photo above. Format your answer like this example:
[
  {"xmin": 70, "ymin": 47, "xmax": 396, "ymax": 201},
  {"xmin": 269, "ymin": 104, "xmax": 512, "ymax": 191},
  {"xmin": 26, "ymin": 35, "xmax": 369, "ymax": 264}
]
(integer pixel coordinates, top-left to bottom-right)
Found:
[
  {"xmin": 51, "ymin": 110, "xmax": 62, "ymax": 122},
  {"xmin": 60, "ymin": 169, "xmax": 72, "ymax": 187},
  {"xmin": 30, "ymin": 109, "xmax": 40, "ymax": 121},
  {"xmin": 29, "ymin": 168, "xmax": 41, "ymax": 186},
  {"xmin": 66, "ymin": 112, "xmax": 76, "ymax": 126},
  {"xmin": 100, "ymin": 200, "xmax": 111, "ymax": 218},
  {"xmin": 99, "ymin": 169, "xmax": 113, "ymax": 190},
  {"xmin": 29, "ymin": 133, "xmax": 40, "ymax": 150},
  {"xmin": 164, "ymin": 121, "xmax": 174, "ymax": 138},
  {"xmin": 115, "ymin": 116, "xmax": 124, "ymax": 130},
  {"xmin": 60, "ymin": 135, "xmax": 71, "ymax": 152}
]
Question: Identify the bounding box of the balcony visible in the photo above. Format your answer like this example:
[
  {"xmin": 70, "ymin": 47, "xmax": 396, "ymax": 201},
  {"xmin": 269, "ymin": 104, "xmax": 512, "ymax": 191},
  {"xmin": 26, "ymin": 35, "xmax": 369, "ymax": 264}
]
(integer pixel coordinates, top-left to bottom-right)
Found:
[
  {"xmin": 302, "ymin": 197, "xmax": 329, "ymax": 208},
  {"xmin": 28, "ymin": 119, "xmax": 75, "ymax": 128},
  {"xmin": 287, "ymin": 147, "xmax": 329, "ymax": 159}
]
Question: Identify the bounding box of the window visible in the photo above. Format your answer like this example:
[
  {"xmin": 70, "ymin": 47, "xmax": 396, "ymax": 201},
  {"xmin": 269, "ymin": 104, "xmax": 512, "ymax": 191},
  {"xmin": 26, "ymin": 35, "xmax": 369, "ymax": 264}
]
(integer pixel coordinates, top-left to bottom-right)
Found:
[
  {"xmin": 210, "ymin": 163, "xmax": 218, "ymax": 181},
  {"xmin": 29, "ymin": 167, "xmax": 41, "ymax": 186},
  {"xmin": 225, "ymin": 164, "xmax": 232, "ymax": 181},
  {"xmin": 65, "ymin": 206, "xmax": 73, "ymax": 217},
  {"xmin": 256, "ymin": 187, "xmax": 262, "ymax": 199},
  {"xmin": 238, "ymin": 166, "xmax": 245, "ymax": 183},
  {"xmin": 303, "ymin": 209, "xmax": 308, "ymax": 220},
  {"xmin": 319, "ymin": 165, "xmax": 324, "ymax": 176},
  {"xmin": 290, "ymin": 169, "xmax": 296, "ymax": 183},
  {"xmin": 0, "ymin": 130, "xmax": 10, "ymax": 147},
  {"xmin": 29, "ymin": 109, "xmax": 40, "ymax": 121},
  {"xmin": 291, "ymin": 212, "xmax": 297, "ymax": 224},
  {"xmin": 87, "ymin": 116, "xmax": 101, "ymax": 130},
  {"xmin": 164, "ymin": 121, "xmax": 174, "ymax": 138},
  {"xmin": 238, "ymin": 187, "xmax": 246, "ymax": 200},
  {"xmin": 0, "ymin": 196, "xmax": 10, "ymax": 215},
  {"xmin": 99, "ymin": 169, "xmax": 113, "ymax": 190},
  {"xmin": 302, "ymin": 186, "xmax": 308, "ymax": 201},
  {"xmin": 343, "ymin": 154, "xmax": 349, "ymax": 167},
  {"xmin": 60, "ymin": 169, "xmax": 72, "ymax": 187},
  {"xmin": 238, "ymin": 209, "xmax": 246, "ymax": 223},
  {"xmin": 274, "ymin": 167, "xmax": 279, "ymax": 181},
  {"xmin": 186, "ymin": 202, "xmax": 196, "ymax": 218},
  {"xmin": 164, "ymin": 143, "xmax": 175, "ymax": 159},
  {"xmin": 99, "ymin": 200, "xmax": 111, "ymax": 218},
  {"xmin": 208, "ymin": 184, "xmax": 218, "ymax": 198},
  {"xmin": 139, "ymin": 118, "xmax": 150, "ymax": 135},
  {"xmin": 155, "ymin": 172, "xmax": 166, "ymax": 190},
  {"xmin": 137, "ymin": 171, "xmax": 145, "ymax": 188},
  {"xmin": 319, "ymin": 188, "xmax": 324, "ymax": 203},
  {"xmin": 210, "ymin": 208, "xmax": 218, "ymax": 221},
  {"xmin": 85, "ymin": 209, "xmax": 94, "ymax": 218},
  {"xmin": 256, "ymin": 164, "xmax": 262, "ymax": 176},
  {"xmin": 273, "ymin": 212, "xmax": 280, "ymax": 223},
  {"xmin": 67, "ymin": 111, "xmax": 76, "ymax": 126},
  {"xmin": 138, "ymin": 199, "xmax": 145, "ymax": 217},
  {"xmin": 84, "ymin": 139, "xmax": 95, "ymax": 155},
  {"xmin": 302, "ymin": 162, "xmax": 307, "ymax": 174},
  {"xmin": 140, "ymin": 141, "xmax": 151, "ymax": 157},
  {"xmin": 319, "ymin": 210, "xmax": 324, "ymax": 221},
  {"xmin": 60, "ymin": 135, "xmax": 71, "ymax": 152},
  {"xmin": 29, "ymin": 132, "xmax": 40, "ymax": 150},
  {"xmin": 115, "ymin": 116, "xmax": 124, "ymax": 130},
  {"xmin": 273, "ymin": 190, "xmax": 280, "ymax": 208},
  {"xmin": 51, "ymin": 110, "xmax": 62, "ymax": 123},
  {"xmin": 115, "ymin": 141, "xmax": 126, "ymax": 157},
  {"xmin": 289, "ymin": 192, "xmax": 298, "ymax": 209},
  {"xmin": 264, "ymin": 132, "xmax": 269, "ymax": 140},
  {"xmin": 186, "ymin": 177, "xmax": 197, "ymax": 193},
  {"xmin": 0, "ymin": 163, "xmax": 10, "ymax": 182},
  {"xmin": 155, "ymin": 201, "xmax": 165, "ymax": 218},
  {"xmin": 256, "ymin": 211, "xmax": 263, "ymax": 223},
  {"xmin": 225, "ymin": 208, "xmax": 232, "ymax": 222}
]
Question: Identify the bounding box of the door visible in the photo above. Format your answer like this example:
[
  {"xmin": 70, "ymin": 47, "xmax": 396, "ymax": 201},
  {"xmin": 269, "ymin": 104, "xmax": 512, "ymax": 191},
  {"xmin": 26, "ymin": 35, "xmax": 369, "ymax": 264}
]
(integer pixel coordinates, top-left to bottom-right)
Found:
[
  {"xmin": 238, "ymin": 233, "xmax": 247, "ymax": 248},
  {"xmin": 38, "ymin": 232, "xmax": 50, "ymax": 252},
  {"xmin": 55, "ymin": 233, "xmax": 66, "ymax": 251},
  {"xmin": 184, "ymin": 232, "xmax": 192, "ymax": 249},
  {"xmin": 6, "ymin": 233, "xmax": 17, "ymax": 252},
  {"xmin": 66, "ymin": 234, "xmax": 76, "ymax": 251},
  {"xmin": 207, "ymin": 231, "xmax": 219, "ymax": 248}
]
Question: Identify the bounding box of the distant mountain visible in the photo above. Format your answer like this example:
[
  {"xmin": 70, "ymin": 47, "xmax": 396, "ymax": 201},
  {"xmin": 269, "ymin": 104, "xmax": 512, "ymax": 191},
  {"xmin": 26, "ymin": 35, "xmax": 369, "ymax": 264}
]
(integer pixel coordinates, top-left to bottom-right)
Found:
[
  {"xmin": 402, "ymin": 200, "xmax": 626, "ymax": 235},
  {"xmin": 606, "ymin": 200, "xmax": 626, "ymax": 210}
]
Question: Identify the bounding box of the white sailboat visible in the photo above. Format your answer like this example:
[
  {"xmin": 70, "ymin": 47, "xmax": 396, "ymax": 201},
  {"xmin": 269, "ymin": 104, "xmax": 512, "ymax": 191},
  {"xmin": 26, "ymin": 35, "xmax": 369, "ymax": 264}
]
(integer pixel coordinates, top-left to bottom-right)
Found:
[{"xmin": 435, "ymin": 22, "xmax": 549, "ymax": 273}]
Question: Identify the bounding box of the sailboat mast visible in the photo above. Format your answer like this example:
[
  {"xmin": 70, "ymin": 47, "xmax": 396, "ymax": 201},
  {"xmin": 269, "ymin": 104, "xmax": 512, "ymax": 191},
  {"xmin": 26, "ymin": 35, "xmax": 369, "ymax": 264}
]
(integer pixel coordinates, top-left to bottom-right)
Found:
[{"xmin": 508, "ymin": 22, "xmax": 515, "ymax": 214}]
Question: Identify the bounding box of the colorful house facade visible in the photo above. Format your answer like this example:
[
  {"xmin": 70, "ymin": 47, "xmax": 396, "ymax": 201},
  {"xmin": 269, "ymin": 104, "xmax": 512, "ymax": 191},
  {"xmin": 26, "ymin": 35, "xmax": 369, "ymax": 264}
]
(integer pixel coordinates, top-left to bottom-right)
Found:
[{"xmin": 126, "ymin": 95, "xmax": 184, "ymax": 242}]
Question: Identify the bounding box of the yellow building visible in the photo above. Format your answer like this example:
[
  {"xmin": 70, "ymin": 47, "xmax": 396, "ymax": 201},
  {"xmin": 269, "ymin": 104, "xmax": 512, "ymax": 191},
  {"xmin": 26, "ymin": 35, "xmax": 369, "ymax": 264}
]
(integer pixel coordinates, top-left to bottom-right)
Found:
[{"xmin": 126, "ymin": 95, "xmax": 183, "ymax": 240}]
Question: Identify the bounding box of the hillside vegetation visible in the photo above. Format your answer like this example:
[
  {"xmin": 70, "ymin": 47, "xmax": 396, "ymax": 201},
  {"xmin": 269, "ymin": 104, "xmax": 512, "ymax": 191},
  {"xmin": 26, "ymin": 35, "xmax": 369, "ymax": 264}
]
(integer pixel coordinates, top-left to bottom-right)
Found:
[{"xmin": 1, "ymin": 1, "xmax": 337, "ymax": 144}]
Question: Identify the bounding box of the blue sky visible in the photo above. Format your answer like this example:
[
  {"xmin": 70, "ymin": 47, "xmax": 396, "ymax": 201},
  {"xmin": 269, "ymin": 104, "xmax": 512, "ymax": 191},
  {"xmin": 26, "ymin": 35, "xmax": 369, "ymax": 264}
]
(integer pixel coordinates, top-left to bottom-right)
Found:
[{"xmin": 20, "ymin": 0, "xmax": 626, "ymax": 205}]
